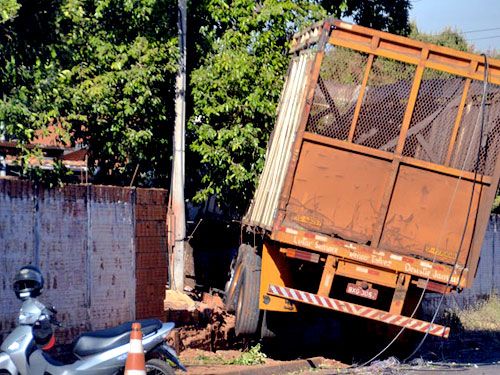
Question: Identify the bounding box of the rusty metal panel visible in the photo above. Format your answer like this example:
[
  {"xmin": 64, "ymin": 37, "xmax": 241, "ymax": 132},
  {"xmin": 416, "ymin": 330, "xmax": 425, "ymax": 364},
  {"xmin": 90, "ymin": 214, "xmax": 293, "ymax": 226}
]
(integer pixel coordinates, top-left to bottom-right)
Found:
[
  {"xmin": 379, "ymin": 165, "xmax": 483, "ymax": 266},
  {"xmin": 244, "ymin": 50, "xmax": 315, "ymax": 229},
  {"xmin": 284, "ymin": 140, "xmax": 391, "ymax": 244}
]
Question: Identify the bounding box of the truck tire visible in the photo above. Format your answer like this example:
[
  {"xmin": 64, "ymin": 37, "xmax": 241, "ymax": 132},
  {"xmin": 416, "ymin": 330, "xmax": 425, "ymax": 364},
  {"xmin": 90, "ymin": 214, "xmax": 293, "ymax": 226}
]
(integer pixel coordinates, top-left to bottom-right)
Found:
[
  {"xmin": 224, "ymin": 254, "xmax": 240, "ymax": 312},
  {"xmin": 234, "ymin": 245, "xmax": 262, "ymax": 336},
  {"xmin": 224, "ymin": 244, "xmax": 252, "ymax": 312}
]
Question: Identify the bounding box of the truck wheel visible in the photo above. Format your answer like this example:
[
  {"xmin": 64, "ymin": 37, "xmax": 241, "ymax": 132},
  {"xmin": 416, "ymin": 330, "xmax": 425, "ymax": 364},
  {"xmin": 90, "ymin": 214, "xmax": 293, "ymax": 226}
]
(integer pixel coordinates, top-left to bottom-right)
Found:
[
  {"xmin": 234, "ymin": 245, "xmax": 262, "ymax": 336},
  {"xmin": 224, "ymin": 244, "xmax": 252, "ymax": 312}
]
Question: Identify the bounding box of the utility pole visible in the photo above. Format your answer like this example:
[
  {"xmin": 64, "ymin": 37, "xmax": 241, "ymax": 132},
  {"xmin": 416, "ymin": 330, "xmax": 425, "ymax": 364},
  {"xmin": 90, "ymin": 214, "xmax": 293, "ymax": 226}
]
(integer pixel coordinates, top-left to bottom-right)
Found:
[{"xmin": 168, "ymin": 0, "xmax": 187, "ymax": 291}]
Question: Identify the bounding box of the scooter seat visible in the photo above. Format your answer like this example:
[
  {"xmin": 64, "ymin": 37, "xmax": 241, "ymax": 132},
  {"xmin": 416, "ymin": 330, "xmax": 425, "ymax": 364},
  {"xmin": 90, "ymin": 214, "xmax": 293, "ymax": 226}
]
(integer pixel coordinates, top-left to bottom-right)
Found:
[{"xmin": 73, "ymin": 319, "xmax": 162, "ymax": 357}]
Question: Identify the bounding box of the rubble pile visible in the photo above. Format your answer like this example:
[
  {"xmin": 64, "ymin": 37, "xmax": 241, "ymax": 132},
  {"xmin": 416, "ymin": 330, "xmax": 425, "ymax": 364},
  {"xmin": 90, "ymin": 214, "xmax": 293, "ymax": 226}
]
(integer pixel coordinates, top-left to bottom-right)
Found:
[{"xmin": 164, "ymin": 290, "xmax": 241, "ymax": 352}]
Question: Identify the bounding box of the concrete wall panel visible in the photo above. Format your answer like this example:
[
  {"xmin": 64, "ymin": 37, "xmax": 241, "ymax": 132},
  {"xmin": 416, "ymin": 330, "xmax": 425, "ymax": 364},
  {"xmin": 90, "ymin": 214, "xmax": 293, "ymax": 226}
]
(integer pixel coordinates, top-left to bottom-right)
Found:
[
  {"xmin": 0, "ymin": 180, "xmax": 34, "ymax": 337},
  {"xmin": 89, "ymin": 185, "xmax": 135, "ymax": 328},
  {"xmin": 0, "ymin": 180, "xmax": 168, "ymax": 342}
]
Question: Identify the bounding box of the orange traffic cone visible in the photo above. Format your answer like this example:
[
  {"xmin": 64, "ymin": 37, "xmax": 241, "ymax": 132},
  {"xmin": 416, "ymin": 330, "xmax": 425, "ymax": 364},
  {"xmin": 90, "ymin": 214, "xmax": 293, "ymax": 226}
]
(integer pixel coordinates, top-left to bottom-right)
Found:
[{"xmin": 124, "ymin": 322, "xmax": 146, "ymax": 375}]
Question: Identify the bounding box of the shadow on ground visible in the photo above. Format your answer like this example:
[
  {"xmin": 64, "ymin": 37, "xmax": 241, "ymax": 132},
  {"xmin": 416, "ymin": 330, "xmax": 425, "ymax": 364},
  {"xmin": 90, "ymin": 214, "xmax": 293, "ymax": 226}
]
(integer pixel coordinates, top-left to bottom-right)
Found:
[{"xmin": 257, "ymin": 306, "xmax": 500, "ymax": 366}]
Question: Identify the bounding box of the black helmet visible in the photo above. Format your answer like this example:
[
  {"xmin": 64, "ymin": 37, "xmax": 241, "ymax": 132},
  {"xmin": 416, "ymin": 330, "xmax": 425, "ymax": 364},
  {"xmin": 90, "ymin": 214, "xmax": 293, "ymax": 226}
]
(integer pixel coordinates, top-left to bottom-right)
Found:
[{"xmin": 13, "ymin": 265, "xmax": 44, "ymax": 300}]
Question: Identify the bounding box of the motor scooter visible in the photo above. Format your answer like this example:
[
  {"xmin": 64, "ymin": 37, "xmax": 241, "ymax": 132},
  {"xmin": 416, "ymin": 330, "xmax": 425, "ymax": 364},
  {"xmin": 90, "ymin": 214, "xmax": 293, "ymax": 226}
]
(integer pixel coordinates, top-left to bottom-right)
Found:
[{"xmin": 0, "ymin": 272, "xmax": 185, "ymax": 374}]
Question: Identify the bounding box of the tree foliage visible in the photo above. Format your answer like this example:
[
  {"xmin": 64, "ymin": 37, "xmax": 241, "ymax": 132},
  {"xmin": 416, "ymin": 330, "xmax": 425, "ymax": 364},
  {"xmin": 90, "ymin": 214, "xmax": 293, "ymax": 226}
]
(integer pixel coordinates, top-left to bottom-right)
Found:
[
  {"xmin": 0, "ymin": 0, "xmax": 178, "ymax": 185},
  {"xmin": 409, "ymin": 22, "xmax": 471, "ymax": 52},
  {"xmin": 188, "ymin": 0, "xmax": 326, "ymax": 211},
  {"xmin": 0, "ymin": 0, "xmax": 20, "ymax": 23},
  {"xmin": 321, "ymin": 0, "xmax": 412, "ymax": 35}
]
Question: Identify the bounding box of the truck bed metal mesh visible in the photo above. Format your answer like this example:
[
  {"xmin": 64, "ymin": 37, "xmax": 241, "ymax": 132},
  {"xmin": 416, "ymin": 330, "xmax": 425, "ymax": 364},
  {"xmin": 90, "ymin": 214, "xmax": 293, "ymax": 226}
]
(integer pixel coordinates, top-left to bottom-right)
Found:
[{"xmin": 306, "ymin": 46, "xmax": 500, "ymax": 176}]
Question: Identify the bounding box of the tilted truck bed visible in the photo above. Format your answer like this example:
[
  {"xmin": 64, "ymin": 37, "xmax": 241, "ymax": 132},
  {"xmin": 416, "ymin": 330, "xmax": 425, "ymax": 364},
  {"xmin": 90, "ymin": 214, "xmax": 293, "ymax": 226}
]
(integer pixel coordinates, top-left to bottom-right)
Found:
[
  {"xmin": 233, "ymin": 20, "xmax": 500, "ymax": 338},
  {"xmin": 244, "ymin": 19, "xmax": 500, "ymax": 291}
]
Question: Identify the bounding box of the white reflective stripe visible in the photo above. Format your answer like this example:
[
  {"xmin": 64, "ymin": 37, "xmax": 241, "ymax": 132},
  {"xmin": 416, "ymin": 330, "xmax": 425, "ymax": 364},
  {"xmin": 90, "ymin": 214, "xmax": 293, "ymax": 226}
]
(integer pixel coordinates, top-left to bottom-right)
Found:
[
  {"xmin": 416, "ymin": 322, "xmax": 428, "ymax": 330},
  {"xmin": 285, "ymin": 228, "xmax": 298, "ymax": 235},
  {"xmin": 125, "ymin": 370, "xmax": 146, "ymax": 375},
  {"xmin": 129, "ymin": 340, "xmax": 143, "ymax": 353},
  {"xmin": 355, "ymin": 266, "xmax": 368, "ymax": 273},
  {"xmin": 299, "ymin": 291, "xmax": 309, "ymax": 302},
  {"xmin": 395, "ymin": 317, "xmax": 408, "ymax": 325},
  {"xmin": 280, "ymin": 286, "xmax": 290, "ymax": 298},
  {"xmin": 269, "ymin": 284, "xmax": 278, "ymax": 295},
  {"xmin": 350, "ymin": 305, "xmax": 360, "ymax": 314},
  {"xmin": 420, "ymin": 261, "xmax": 433, "ymax": 269},
  {"xmin": 330, "ymin": 299, "xmax": 338, "ymax": 310},
  {"xmin": 315, "ymin": 235, "xmax": 327, "ymax": 242},
  {"xmin": 357, "ymin": 307, "xmax": 367, "ymax": 315},
  {"xmin": 406, "ymin": 320, "xmax": 418, "ymax": 328},
  {"xmin": 289, "ymin": 289, "xmax": 299, "ymax": 300},
  {"xmin": 365, "ymin": 309, "xmax": 378, "ymax": 318},
  {"xmin": 433, "ymin": 327, "xmax": 445, "ymax": 336},
  {"xmin": 318, "ymin": 296, "xmax": 329, "ymax": 308},
  {"xmin": 384, "ymin": 315, "xmax": 398, "ymax": 323},
  {"xmin": 390, "ymin": 254, "xmax": 403, "ymax": 261},
  {"xmin": 373, "ymin": 250, "xmax": 385, "ymax": 256},
  {"xmin": 309, "ymin": 294, "xmax": 318, "ymax": 305}
]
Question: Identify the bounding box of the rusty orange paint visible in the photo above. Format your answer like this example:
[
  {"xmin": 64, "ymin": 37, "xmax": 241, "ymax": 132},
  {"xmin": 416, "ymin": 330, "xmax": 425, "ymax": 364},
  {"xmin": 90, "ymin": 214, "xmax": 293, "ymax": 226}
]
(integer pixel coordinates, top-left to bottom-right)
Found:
[
  {"xmin": 348, "ymin": 52, "xmax": 376, "ymax": 142},
  {"xmin": 336, "ymin": 260, "xmax": 398, "ymax": 288},
  {"xmin": 318, "ymin": 255, "xmax": 337, "ymax": 296},
  {"xmin": 259, "ymin": 242, "xmax": 297, "ymax": 312}
]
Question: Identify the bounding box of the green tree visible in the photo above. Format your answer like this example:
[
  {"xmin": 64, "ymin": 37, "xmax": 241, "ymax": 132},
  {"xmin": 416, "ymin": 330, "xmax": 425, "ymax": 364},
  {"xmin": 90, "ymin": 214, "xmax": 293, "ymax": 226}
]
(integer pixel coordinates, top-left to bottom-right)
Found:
[
  {"xmin": 188, "ymin": 0, "xmax": 326, "ymax": 212},
  {"xmin": 409, "ymin": 22, "xmax": 471, "ymax": 52},
  {"xmin": 321, "ymin": 0, "xmax": 412, "ymax": 35},
  {"xmin": 0, "ymin": 0, "xmax": 179, "ymax": 186},
  {"xmin": 0, "ymin": 0, "xmax": 20, "ymax": 23}
]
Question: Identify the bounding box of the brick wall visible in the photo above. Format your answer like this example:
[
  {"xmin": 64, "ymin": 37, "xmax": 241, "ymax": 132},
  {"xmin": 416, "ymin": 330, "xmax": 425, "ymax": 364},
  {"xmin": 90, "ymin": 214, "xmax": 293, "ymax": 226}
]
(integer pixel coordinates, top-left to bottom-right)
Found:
[
  {"xmin": 135, "ymin": 188, "xmax": 168, "ymax": 320},
  {"xmin": 0, "ymin": 179, "xmax": 168, "ymax": 342}
]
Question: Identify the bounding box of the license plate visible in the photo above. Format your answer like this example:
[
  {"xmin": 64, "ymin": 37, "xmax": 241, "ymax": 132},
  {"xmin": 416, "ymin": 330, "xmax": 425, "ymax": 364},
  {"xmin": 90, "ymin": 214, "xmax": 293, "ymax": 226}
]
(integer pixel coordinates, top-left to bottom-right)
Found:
[{"xmin": 346, "ymin": 283, "xmax": 378, "ymax": 300}]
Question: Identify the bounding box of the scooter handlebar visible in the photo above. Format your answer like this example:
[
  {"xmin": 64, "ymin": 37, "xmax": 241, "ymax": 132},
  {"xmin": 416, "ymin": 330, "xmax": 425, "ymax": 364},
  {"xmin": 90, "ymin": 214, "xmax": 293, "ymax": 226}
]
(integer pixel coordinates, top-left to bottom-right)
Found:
[{"xmin": 41, "ymin": 307, "xmax": 62, "ymax": 327}]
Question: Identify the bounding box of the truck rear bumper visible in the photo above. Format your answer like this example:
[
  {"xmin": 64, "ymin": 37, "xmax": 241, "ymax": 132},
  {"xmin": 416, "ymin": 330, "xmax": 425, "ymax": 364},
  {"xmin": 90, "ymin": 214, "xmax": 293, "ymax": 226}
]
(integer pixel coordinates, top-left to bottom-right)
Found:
[{"xmin": 267, "ymin": 283, "xmax": 450, "ymax": 338}]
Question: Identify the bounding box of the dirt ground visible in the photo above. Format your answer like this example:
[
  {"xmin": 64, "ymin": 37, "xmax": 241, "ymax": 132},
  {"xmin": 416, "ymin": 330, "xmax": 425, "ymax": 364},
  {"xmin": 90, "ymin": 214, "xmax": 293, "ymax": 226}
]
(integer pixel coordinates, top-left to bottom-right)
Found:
[{"xmin": 167, "ymin": 293, "xmax": 500, "ymax": 374}]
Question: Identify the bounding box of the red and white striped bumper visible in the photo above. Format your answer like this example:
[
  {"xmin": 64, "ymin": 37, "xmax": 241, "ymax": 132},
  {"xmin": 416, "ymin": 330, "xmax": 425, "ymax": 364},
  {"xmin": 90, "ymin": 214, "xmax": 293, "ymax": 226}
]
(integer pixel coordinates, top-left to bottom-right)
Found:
[{"xmin": 267, "ymin": 284, "xmax": 450, "ymax": 338}]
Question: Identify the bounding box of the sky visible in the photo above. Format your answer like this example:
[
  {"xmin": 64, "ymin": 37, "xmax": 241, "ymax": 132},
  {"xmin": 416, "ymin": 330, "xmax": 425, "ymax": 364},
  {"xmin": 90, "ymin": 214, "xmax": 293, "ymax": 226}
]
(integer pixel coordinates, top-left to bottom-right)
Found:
[{"xmin": 409, "ymin": 0, "xmax": 500, "ymax": 53}]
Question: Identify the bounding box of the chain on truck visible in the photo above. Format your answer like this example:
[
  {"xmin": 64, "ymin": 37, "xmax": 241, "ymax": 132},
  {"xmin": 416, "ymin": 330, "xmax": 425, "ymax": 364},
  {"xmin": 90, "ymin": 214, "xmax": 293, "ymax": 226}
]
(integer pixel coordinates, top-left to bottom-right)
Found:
[{"xmin": 224, "ymin": 18, "xmax": 500, "ymax": 340}]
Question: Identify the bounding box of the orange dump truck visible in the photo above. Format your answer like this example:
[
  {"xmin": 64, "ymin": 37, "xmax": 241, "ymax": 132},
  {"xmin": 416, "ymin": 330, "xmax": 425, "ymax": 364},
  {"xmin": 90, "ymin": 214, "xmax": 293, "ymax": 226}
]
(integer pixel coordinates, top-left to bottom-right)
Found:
[{"xmin": 224, "ymin": 19, "xmax": 500, "ymax": 339}]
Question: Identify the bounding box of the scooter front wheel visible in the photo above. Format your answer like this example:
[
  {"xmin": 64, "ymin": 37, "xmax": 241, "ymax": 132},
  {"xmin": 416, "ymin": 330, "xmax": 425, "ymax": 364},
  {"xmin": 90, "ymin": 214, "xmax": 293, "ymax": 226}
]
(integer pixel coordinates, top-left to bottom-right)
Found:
[{"xmin": 145, "ymin": 358, "xmax": 175, "ymax": 375}]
